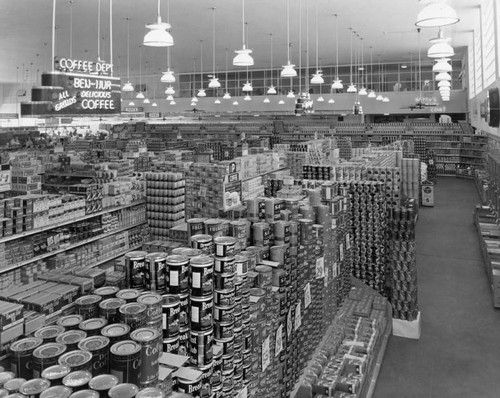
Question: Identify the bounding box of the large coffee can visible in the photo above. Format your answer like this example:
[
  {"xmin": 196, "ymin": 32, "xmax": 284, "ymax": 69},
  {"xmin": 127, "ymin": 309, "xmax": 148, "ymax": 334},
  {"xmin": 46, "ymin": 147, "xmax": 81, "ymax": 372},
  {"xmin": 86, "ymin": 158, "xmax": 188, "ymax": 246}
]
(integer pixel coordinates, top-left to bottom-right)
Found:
[
  {"xmin": 109, "ymin": 340, "xmax": 142, "ymax": 386},
  {"xmin": 78, "ymin": 336, "xmax": 110, "ymax": 376},
  {"xmin": 125, "ymin": 251, "xmax": 149, "ymax": 290},
  {"xmin": 130, "ymin": 328, "xmax": 162, "ymax": 388},
  {"xmin": 10, "ymin": 338, "xmax": 43, "ymax": 380}
]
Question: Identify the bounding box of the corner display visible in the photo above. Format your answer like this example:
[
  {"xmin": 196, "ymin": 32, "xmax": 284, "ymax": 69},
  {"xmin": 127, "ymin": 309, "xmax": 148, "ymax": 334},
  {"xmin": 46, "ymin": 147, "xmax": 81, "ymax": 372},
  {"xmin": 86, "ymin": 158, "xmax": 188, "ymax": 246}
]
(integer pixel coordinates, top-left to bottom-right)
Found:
[{"xmin": 488, "ymin": 87, "xmax": 500, "ymax": 128}]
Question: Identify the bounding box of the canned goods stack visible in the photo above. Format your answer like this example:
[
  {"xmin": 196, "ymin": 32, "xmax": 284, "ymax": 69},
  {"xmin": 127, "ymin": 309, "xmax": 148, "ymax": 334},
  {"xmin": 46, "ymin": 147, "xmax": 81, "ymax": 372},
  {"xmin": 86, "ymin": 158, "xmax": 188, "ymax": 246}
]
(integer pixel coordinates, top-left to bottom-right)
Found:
[{"xmin": 145, "ymin": 172, "xmax": 186, "ymax": 240}]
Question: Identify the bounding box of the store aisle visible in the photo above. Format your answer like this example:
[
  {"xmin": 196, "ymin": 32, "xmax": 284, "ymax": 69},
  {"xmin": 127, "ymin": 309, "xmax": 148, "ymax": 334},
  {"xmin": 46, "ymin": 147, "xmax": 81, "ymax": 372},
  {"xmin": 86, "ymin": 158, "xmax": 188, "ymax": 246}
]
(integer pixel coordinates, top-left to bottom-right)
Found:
[{"xmin": 374, "ymin": 178, "xmax": 500, "ymax": 398}]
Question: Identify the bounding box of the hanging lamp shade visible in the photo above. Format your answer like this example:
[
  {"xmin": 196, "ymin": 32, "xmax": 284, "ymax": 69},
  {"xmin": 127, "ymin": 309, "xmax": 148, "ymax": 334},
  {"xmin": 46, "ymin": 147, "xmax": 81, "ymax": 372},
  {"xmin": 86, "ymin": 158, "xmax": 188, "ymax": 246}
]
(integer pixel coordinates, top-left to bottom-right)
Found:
[
  {"xmin": 128, "ymin": 100, "xmax": 135, "ymax": 106},
  {"xmin": 263, "ymin": 97, "xmax": 270, "ymax": 103},
  {"xmin": 244, "ymin": 94, "xmax": 252, "ymax": 101},
  {"xmin": 208, "ymin": 77, "xmax": 221, "ymax": 88},
  {"xmin": 223, "ymin": 92, "xmax": 231, "ymax": 99},
  {"xmin": 438, "ymin": 80, "xmax": 451, "ymax": 87},
  {"xmin": 214, "ymin": 98, "xmax": 221, "ymax": 104},
  {"xmin": 439, "ymin": 88, "xmax": 451, "ymax": 95},
  {"xmin": 427, "ymin": 31, "xmax": 454, "ymax": 58},
  {"xmin": 122, "ymin": 81, "xmax": 134, "ymax": 92},
  {"xmin": 191, "ymin": 101, "xmax": 197, "ymax": 106},
  {"xmin": 197, "ymin": 89, "xmax": 207, "ymax": 97},
  {"xmin": 281, "ymin": 62, "xmax": 297, "ymax": 78},
  {"xmin": 328, "ymin": 98, "xmax": 335, "ymax": 104},
  {"xmin": 165, "ymin": 86, "xmax": 175, "ymax": 95},
  {"xmin": 435, "ymin": 71, "xmax": 452, "ymax": 81},
  {"xmin": 368, "ymin": 90, "xmax": 376, "ymax": 98},
  {"xmin": 433, "ymin": 58, "xmax": 452, "ymax": 73},
  {"xmin": 358, "ymin": 87, "xmax": 368, "ymax": 96},
  {"xmin": 415, "ymin": 1, "xmax": 459, "ymax": 28},
  {"xmin": 286, "ymin": 91, "xmax": 295, "ymax": 98},
  {"xmin": 267, "ymin": 86, "xmax": 277, "ymax": 95},
  {"xmin": 152, "ymin": 102, "xmax": 158, "ymax": 107},
  {"xmin": 161, "ymin": 70, "xmax": 176, "ymax": 83},
  {"xmin": 169, "ymin": 100, "xmax": 176, "ymax": 105},
  {"xmin": 242, "ymin": 82, "xmax": 253, "ymax": 92},
  {"xmin": 166, "ymin": 95, "xmax": 174, "ymax": 101},
  {"xmin": 376, "ymin": 94, "xmax": 384, "ymax": 101},
  {"xmin": 317, "ymin": 96, "xmax": 324, "ymax": 102},
  {"xmin": 233, "ymin": 100, "xmax": 239, "ymax": 105},
  {"xmin": 144, "ymin": 16, "xmax": 174, "ymax": 47},
  {"xmin": 311, "ymin": 72, "xmax": 324, "ymax": 85},
  {"xmin": 332, "ymin": 79, "xmax": 343, "ymax": 90},
  {"xmin": 441, "ymin": 97, "xmax": 450, "ymax": 101},
  {"xmin": 233, "ymin": 46, "xmax": 254, "ymax": 66},
  {"xmin": 382, "ymin": 96, "xmax": 390, "ymax": 102},
  {"xmin": 191, "ymin": 96, "xmax": 198, "ymax": 103},
  {"xmin": 278, "ymin": 99, "xmax": 285, "ymax": 104},
  {"xmin": 347, "ymin": 84, "xmax": 357, "ymax": 93},
  {"xmin": 136, "ymin": 92, "xmax": 145, "ymax": 99},
  {"xmin": 143, "ymin": 98, "xmax": 150, "ymax": 104}
]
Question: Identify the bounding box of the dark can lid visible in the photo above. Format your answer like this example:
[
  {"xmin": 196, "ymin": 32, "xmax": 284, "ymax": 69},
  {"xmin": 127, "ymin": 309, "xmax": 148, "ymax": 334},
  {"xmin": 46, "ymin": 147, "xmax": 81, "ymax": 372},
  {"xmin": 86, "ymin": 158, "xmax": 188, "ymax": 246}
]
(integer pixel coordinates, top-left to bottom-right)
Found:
[
  {"xmin": 3, "ymin": 378, "xmax": 26, "ymax": 392},
  {"xmin": 101, "ymin": 323, "xmax": 131, "ymax": 337},
  {"xmin": 165, "ymin": 254, "xmax": 189, "ymax": 264},
  {"xmin": 40, "ymin": 386, "xmax": 72, "ymax": 398},
  {"xmin": 79, "ymin": 318, "xmax": 108, "ymax": 331},
  {"xmin": 35, "ymin": 326, "xmax": 66, "ymax": 341},
  {"xmin": 116, "ymin": 289, "xmax": 141, "ymax": 301},
  {"xmin": 58, "ymin": 350, "xmax": 92, "ymax": 369},
  {"xmin": 93, "ymin": 286, "xmax": 120, "ymax": 296},
  {"xmin": 41, "ymin": 365, "xmax": 71, "ymax": 381},
  {"xmin": 74, "ymin": 295, "xmax": 102, "ymax": 306},
  {"xmin": 108, "ymin": 383, "xmax": 139, "ymax": 398},
  {"xmin": 110, "ymin": 340, "xmax": 141, "ymax": 357},
  {"xmin": 136, "ymin": 387, "xmax": 164, "ymax": 398},
  {"xmin": 77, "ymin": 336, "xmax": 110, "ymax": 352},
  {"xmin": 10, "ymin": 338, "xmax": 43, "ymax": 354},
  {"xmin": 119, "ymin": 303, "xmax": 147, "ymax": 316},
  {"xmin": 62, "ymin": 371, "xmax": 92, "ymax": 387},
  {"xmin": 56, "ymin": 331, "xmax": 87, "ymax": 346},
  {"xmin": 33, "ymin": 343, "xmax": 67, "ymax": 360},
  {"xmin": 161, "ymin": 294, "xmax": 180, "ymax": 307},
  {"xmin": 130, "ymin": 327, "xmax": 161, "ymax": 343},
  {"xmin": 57, "ymin": 315, "xmax": 84, "ymax": 329},
  {"xmin": 99, "ymin": 298, "xmax": 126, "ymax": 310},
  {"xmin": 68, "ymin": 390, "xmax": 99, "ymax": 398},
  {"xmin": 88, "ymin": 374, "xmax": 119, "ymax": 391},
  {"xmin": 19, "ymin": 379, "xmax": 51, "ymax": 395},
  {"xmin": 137, "ymin": 293, "xmax": 162, "ymax": 306}
]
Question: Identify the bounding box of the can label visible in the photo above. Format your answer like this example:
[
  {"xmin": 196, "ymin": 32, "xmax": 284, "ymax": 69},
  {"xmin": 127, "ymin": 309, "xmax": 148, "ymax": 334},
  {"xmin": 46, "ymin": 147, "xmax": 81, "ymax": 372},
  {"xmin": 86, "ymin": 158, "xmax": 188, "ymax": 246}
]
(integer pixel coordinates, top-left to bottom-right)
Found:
[
  {"xmin": 190, "ymin": 296, "xmax": 213, "ymax": 331},
  {"xmin": 214, "ymin": 305, "xmax": 235, "ymax": 324},
  {"xmin": 190, "ymin": 256, "xmax": 214, "ymax": 297},
  {"xmin": 126, "ymin": 251, "xmax": 149, "ymax": 290},
  {"xmin": 215, "ymin": 273, "xmax": 236, "ymax": 291},
  {"xmin": 214, "ymin": 257, "xmax": 236, "ymax": 274},
  {"xmin": 214, "ymin": 237, "xmax": 237, "ymax": 257},
  {"xmin": 163, "ymin": 336, "xmax": 180, "ymax": 354},
  {"xmin": 119, "ymin": 304, "xmax": 147, "ymax": 331},
  {"xmin": 137, "ymin": 293, "xmax": 163, "ymax": 324},
  {"xmin": 199, "ymin": 363, "xmax": 213, "ymax": 398},
  {"xmin": 189, "ymin": 329, "xmax": 214, "ymax": 367},
  {"xmin": 110, "ymin": 342, "xmax": 141, "ymax": 386},
  {"xmin": 214, "ymin": 321, "xmax": 234, "ymax": 340},
  {"xmin": 191, "ymin": 235, "xmax": 214, "ymax": 255},
  {"xmin": 214, "ymin": 290, "xmax": 235, "ymax": 307},
  {"xmin": 131, "ymin": 329, "xmax": 162, "ymax": 388},
  {"xmin": 212, "ymin": 353, "xmax": 223, "ymax": 387},
  {"xmin": 178, "ymin": 293, "xmax": 189, "ymax": 329},
  {"xmin": 234, "ymin": 256, "xmax": 249, "ymax": 276},
  {"xmin": 166, "ymin": 255, "xmax": 189, "ymax": 294},
  {"xmin": 233, "ymin": 310, "xmax": 242, "ymax": 329},
  {"xmin": 177, "ymin": 375, "xmax": 203, "ymax": 398},
  {"xmin": 178, "ymin": 327, "xmax": 190, "ymax": 357},
  {"xmin": 214, "ymin": 336, "xmax": 234, "ymax": 357},
  {"xmin": 161, "ymin": 295, "xmax": 180, "ymax": 338},
  {"xmin": 147, "ymin": 253, "xmax": 167, "ymax": 292}
]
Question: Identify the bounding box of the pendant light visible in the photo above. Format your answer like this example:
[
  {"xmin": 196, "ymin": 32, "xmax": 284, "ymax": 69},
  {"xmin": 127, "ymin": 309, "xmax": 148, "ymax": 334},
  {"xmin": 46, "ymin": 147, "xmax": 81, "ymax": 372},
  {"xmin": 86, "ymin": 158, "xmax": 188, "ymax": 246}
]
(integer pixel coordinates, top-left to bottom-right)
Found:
[
  {"xmin": 332, "ymin": 14, "xmax": 343, "ymax": 90},
  {"xmin": 233, "ymin": 0, "xmax": 253, "ymax": 66},
  {"xmin": 433, "ymin": 58, "xmax": 452, "ymax": 72},
  {"xmin": 144, "ymin": 0, "xmax": 173, "ymax": 47},
  {"xmin": 287, "ymin": 89, "xmax": 295, "ymax": 98},
  {"xmin": 328, "ymin": 98, "xmax": 335, "ymax": 103},
  {"xmin": 197, "ymin": 40, "xmax": 206, "ymax": 97},
  {"xmin": 223, "ymin": 49, "xmax": 231, "ymax": 99},
  {"xmin": 279, "ymin": 99, "xmax": 285, "ymax": 104},
  {"xmin": 136, "ymin": 45, "xmax": 145, "ymax": 99},
  {"xmin": 170, "ymin": 100, "xmax": 176, "ymax": 105},
  {"xmin": 122, "ymin": 18, "xmax": 134, "ymax": 91},
  {"xmin": 165, "ymin": 86, "xmax": 175, "ymax": 95},
  {"xmin": 310, "ymin": 1, "xmax": 324, "ymax": 84},
  {"xmin": 267, "ymin": 33, "xmax": 277, "ymax": 94},
  {"xmin": 152, "ymin": 102, "xmax": 157, "ymax": 107},
  {"xmin": 358, "ymin": 37, "xmax": 367, "ymax": 95},
  {"xmin": 244, "ymin": 94, "xmax": 251, "ymax": 101},
  {"xmin": 263, "ymin": 97, "xmax": 270, "ymax": 103},
  {"xmin": 346, "ymin": 28, "xmax": 357, "ymax": 93},
  {"xmin": 233, "ymin": 100, "xmax": 239, "ymax": 105},
  {"xmin": 317, "ymin": 96, "xmax": 324, "ymax": 102},
  {"xmin": 166, "ymin": 95, "xmax": 174, "ymax": 101},
  {"xmin": 368, "ymin": 46, "xmax": 376, "ymax": 98},
  {"xmin": 435, "ymin": 72, "xmax": 451, "ymax": 81},
  {"xmin": 281, "ymin": 0, "xmax": 297, "ymax": 78},
  {"xmin": 208, "ymin": 7, "xmax": 221, "ymax": 89},
  {"xmin": 415, "ymin": 0, "xmax": 459, "ymax": 28},
  {"xmin": 427, "ymin": 28, "xmax": 454, "ymax": 58},
  {"xmin": 438, "ymin": 80, "xmax": 451, "ymax": 87},
  {"xmin": 161, "ymin": 47, "xmax": 175, "ymax": 83},
  {"xmin": 128, "ymin": 100, "xmax": 135, "ymax": 106},
  {"xmin": 376, "ymin": 55, "xmax": 384, "ymax": 100},
  {"xmin": 214, "ymin": 98, "xmax": 221, "ymax": 104},
  {"xmin": 382, "ymin": 64, "xmax": 390, "ymax": 102},
  {"xmin": 191, "ymin": 101, "xmax": 197, "ymax": 106}
]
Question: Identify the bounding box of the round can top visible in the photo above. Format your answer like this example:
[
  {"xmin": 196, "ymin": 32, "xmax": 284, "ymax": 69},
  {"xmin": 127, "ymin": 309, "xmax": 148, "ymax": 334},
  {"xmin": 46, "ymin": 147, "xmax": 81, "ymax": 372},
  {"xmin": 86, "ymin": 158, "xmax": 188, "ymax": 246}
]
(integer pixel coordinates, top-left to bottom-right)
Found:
[
  {"xmin": 4, "ymin": 394, "xmax": 24, "ymax": 398},
  {"xmin": 75, "ymin": 295, "xmax": 102, "ymax": 306},
  {"xmin": 165, "ymin": 254, "xmax": 189, "ymax": 264},
  {"xmin": 35, "ymin": 326, "xmax": 66, "ymax": 340},
  {"xmin": 56, "ymin": 331, "xmax": 87, "ymax": 346},
  {"xmin": 249, "ymin": 287, "xmax": 266, "ymax": 297},
  {"xmin": 40, "ymin": 386, "xmax": 72, "ymax": 398},
  {"xmin": 79, "ymin": 318, "xmax": 108, "ymax": 331},
  {"xmin": 10, "ymin": 337, "xmax": 43, "ymax": 354},
  {"xmin": 130, "ymin": 327, "xmax": 161, "ymax": 342},
  {"xmin": 213, "ymin": 236, "xmax": 237, "ymax": 245},
  {"xmin": 58, "ymin": 350, "xmax": 92, "ymax": 368},
  {"xmin": 110, "ymin": 340, "xmax": 141, "ymax": 356},
  {"xmin": 19, "ymin": 379, "xmax": 51, "ymax": 395},
  {"xmin": 78, "ymin": 336, "xmax": 110, "ymax": 352},
  {"xmin": 108, "ymin": 383, "xmax": 139, "ymax": 398},
  {"xmin": 136, "ymin": 387, "xmax": 164, "ymax": 398},
  {"xmin": 88, "ymin": 374, "xmax": 119, "ymax": 391},
  {"xmin": 99, "ymin": 298, "xmax": 126, "ymax": 310},
  {"xmin": 187, "ymin": 218, "xmax": 207, "ymax": 224},
  {"xmin": 3, "ymin": 378, "xmax": 26, "ymax": 391},
  {"xmin": 62, "ymin": 371, "xmax": 92, "ymax": 387},
  {"xmin": 33, "ymin": 343, "xmax": 67, "ymax": 359},
  {"xmin": 101, "ymin": 323, "xmax": 131, "ymax": 337},
  {"xmin": 119, "ymin": 303, "xmax": 147, "ymax": 316},
  {"xmin": 189, "ymin": 255, "xmax": 214, "ymax": 266},
  {"xmin": 116, "ymin": 289, "xmax": 141, "ymax": 301},
  {"xmin": 137, "ymin": 293, "xmax": 162, "ymax": 306},
  {"xmin": 169, "ymin": 393, "xmax": 193, "ymax": 398},
  {"xmin": 68, "ymin": 390, "xmax": 99, "ymax": 398},
  {"xmin": 161, "ymin": 295, "xmax": 180, "ymax": 307},
  {"xmin": 191, "ymin": 234, "xmax": 213, "ymax": 242},
  {"xmin": 93, "ymin": 286, "xmax": 120, "ymax": 296},
  {"xmin": 41, "ymin": 365, "xmax": 71, "ymax": 381},
  {"xmin": 145, "ymin": 253, "xmax": 166, "ymax": 261},
  {"xmin": 125, "ymin": 251, "xmax": 148, "ymax": 258},
  {"xmin": 57, "ymin": 315, "xmax": 84, "ymax": 328},
  {"xmin": 179, "ymin": 248, "xmax": 202, "ymax": 258}
]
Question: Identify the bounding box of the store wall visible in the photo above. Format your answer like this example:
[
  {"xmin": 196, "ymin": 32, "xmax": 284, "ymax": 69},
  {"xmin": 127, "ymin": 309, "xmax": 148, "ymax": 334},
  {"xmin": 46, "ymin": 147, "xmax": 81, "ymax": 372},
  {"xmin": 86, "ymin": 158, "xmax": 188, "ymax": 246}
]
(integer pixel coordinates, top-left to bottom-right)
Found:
[{"xmin": 469, "ymin": 79, "xmax": 500, "ymax": 136}]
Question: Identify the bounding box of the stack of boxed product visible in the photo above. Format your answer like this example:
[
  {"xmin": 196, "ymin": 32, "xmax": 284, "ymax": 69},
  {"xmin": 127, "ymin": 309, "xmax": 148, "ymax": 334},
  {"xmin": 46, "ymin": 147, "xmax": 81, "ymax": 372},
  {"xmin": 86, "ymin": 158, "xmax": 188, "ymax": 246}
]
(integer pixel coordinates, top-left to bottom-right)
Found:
[{"xmin": 9, "ymin": 155, "xmax": 44, "ymax": 194}]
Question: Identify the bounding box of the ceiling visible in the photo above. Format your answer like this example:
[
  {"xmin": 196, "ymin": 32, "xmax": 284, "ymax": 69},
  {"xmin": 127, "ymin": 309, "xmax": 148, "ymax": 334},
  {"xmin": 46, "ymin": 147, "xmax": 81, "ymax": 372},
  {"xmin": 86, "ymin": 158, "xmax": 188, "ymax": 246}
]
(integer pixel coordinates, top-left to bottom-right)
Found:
[{"xmin": 0, "ymin": 0, "xmax": 481, "ymax": 84}]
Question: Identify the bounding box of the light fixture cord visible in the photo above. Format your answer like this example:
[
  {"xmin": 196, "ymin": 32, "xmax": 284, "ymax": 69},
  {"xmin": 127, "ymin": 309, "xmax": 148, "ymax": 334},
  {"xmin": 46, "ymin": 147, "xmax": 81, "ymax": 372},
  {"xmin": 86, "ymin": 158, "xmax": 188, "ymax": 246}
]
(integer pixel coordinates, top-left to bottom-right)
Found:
[
  {"xmin": 97, "ymin": 0, "xmax": 101, "ymax": 61},
  {"xmin": 51, "ymin": 0, "xmax": 56, "ymax": 71},
  {"xmin": 69, "ymin": 1, "xmax": 74, "ymax": 58},
  {"xmin": 110, "ymin": 0, "xmax": 113, "ymax": 75},
  {"xmin": 225, "ymin": 48, "xmax": 229, "ymax": 89},
  {"xmin": 360, "ymin": 37, "xmax": 364, "ymax": 88},
  {"xmin": 370, "ymin": 46, "xmax": 373, "ymax": 90},
  {"xmin": 242, "ymin": 0, "xmax": 246, "ymax": 47},
  {"xmin": 349, "ymin": 28, "xmax": 353, "ymax": 84},
  {"xmin": 200, "ymin": 40, "xmax": 203, "ymax": 89},
  {"xmin": 305, "ymin": 0, "xmax": 309, "ymax": 93},
  {"xmin": 139, "ymin": 45, "xmax": 142, "ymax": 89},
  {"xmin": 335, "ymin": 14, "xmax": 339, "ymax": 79},
  {"xmin": 126, "ymin": 17, "xmax": 130, "ymax": 81},
  {"xmin": 286, "ymin": 0, "xmax": 291, "ymax": 62},
  {"xmin": 315, "ymin": 0, "xmax": 319, "ymax": 72},
  {"xmin": 270, "ymin": 33, "xmax": 273, "ymax": 87},
  {"xmin": 418, "ymin": 28, "xmax": 422, "ymax": 100},
  {"xmin": 212, "ymin": 7, "xmax": 216, "ymax": 77}
]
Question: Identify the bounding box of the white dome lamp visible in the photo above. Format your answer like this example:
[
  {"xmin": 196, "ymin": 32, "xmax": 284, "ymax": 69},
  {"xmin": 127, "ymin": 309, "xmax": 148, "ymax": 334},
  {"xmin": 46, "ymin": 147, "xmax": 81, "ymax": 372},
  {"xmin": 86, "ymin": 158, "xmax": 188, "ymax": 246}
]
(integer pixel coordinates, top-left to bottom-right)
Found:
[
  {"xmin": 368, "ymin": 90, "xmax": 376, "ymax": 98},
  {"xmin": 281, "ymin": 0, "xmax": 297, "ymax": 78},
  {"xmin": 165, "ymin": 86, "xmax": 175, "ymax": 95},
  {"xmin": 415, "ymin": 0, "xmax": 459, "ymax": 28},
  {"xmin": 311, "ymin": 72, "xmax": 324, "ymax": 85},
  {"xmin": 143, "ymin": 0, "xmax": 174, "ymax": 47},
  {"xmin": 358, "ymin": 87, "xmax": 368, "ymax": 96},
  {"xmin": 427, "ymin": 28, "xmax": 454, "ymax": 58},
  {"xmin": 233, "ymin": 100, "xmax": 239, "ymax": 105},
  {"xmin": 435, "ymin": 71, "xmax": 452, "ymax": 81},
  {"xmin": 233, "ymin": 0, "xmax": 254, "ymax": 66},
  {"xmin": 332, "ymin": 14, "xmax": 343, "ymax": 90},
  {"xmin": 263, "ymin": 97, "xmax": 271, "ymax": 103},
  {"xmin": 152, "ymin": 102, "xmax": 158, "ymax": 107},
  {"xmin": 191, "ymin": 96, "xmax": 198, "ymax": 103},
  {"xmin": 346, "ymin": 28, "xmax": 357, "ymax": 93},
  {"xmin": 214, "ymin": 98, "xmax": 221, "ymax": 104},
  {"xmin": 433, "ymin": 58, "xmax": 452, "ymax": 73},
  {"xmin": 438, "ymin": 80, "xmax": 451, "ymax": 87},
  {"xmin": 122, "ymin": 82, "xmax": 134, "ymax": 92},
  {"xmin": 242, "ymin": 81, "xmax": 253, "ymax": 92},
  {"xmin": 382, "ymin": 96, "xmax": 390, "ymax": 103},
  {"xmin": 328, "ymin": 98, "xmax": 335, "ymax": 104},
  {"xmin": 278, "ymin": 99, "xmax": 285, "ymax": 105},
  {"xmin": 223, "ymin": 92, "xmax": 231, "ymax": 99},
  {"xmin": 208, "ymin": 8, "xmax": 222, "ymax": 89},
  {"xmin": 317, "ymin": 96, "xmax": 324, "ymax": 102},
  {"xmin": 208, "ymin": 77, "xmax": 221, "ymax": 88},
  {"xmin": 161, "ymin": 69, "xmax": 175, "ymax": 83},
  {"xmin": 267, "ymin": 86, "xmax": 277, "ymax": 95},
  {"xmin": 197, "ymin": 89, "xmax": 207, "ymax": 97},
  {"xmin": 166, "ymin": 95, "xmax": 174, "ymax": 101},
  {"xmin": 287, "ymin": 90, "xmax": 295, "ymax": 98},
  {"xmin": 244, "ymin": 94, "xmax": 252, "ymax": 101}
]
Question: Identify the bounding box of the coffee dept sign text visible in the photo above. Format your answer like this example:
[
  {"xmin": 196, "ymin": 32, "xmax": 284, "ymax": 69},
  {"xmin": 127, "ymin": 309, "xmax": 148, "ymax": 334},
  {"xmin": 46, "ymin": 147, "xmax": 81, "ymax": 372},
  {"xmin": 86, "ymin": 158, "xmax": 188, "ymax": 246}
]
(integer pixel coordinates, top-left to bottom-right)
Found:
[{"xmin": 56, "ymin": 58, "xmax": 113, "ymax": 75}]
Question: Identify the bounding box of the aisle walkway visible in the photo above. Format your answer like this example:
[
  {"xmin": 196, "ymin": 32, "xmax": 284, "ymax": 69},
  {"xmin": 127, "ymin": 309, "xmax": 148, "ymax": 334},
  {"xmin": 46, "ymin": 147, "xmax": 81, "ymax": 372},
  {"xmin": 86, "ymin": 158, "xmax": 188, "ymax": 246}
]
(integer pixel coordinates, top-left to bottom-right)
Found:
[{"xmin": 374, "ymin": 178, "xmax": 500, "ymax": 398}]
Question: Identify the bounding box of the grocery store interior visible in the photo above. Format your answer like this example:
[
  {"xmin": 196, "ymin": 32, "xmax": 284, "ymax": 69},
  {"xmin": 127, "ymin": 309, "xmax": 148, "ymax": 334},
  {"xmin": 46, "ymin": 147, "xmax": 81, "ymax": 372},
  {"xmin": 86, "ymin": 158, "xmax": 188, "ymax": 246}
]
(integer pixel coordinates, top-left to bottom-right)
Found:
[{"xmin": 0, "ymin": 0, "xmax": 500, "ymax": 397}]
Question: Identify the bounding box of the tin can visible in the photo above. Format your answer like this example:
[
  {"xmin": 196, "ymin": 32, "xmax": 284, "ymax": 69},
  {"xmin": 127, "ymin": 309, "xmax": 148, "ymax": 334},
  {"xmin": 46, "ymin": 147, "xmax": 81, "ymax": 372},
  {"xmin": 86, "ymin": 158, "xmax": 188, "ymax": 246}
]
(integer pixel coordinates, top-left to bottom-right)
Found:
[
  {"xmin": 163, "ymin": 335, "xmax": 180, "ymax": 354},
  {"xmin": 137, "ymin": 292, "xmax": 163, "ymax": 324},
  {"xmin": 255, "ymin": 265, "xmax": 273, "ymax": 288},
  {"xmin": 62, "ymin": 370, "xmax": 92, "ymax": 392},
  {"xmin": 213, "ymin": 305, "xmax": 235, "ymax": 324},
  {"xmin": 204, "ymin": 219, "xmax": 228, "ymax": 239},
  {"xmin": 58, "ymin": 350, "xmax": 93, "ymax": 374},
  {"xmin": 252, "ymin": 223, "xmax": 271, "ymax": 246},
  {"xmin": 234, "ymin": 277, "xmax": 244, "ymax": 298},
  {"xmin": 56, "ymin": 315, "xmax": 84, "ymax": 331},
  {"xmin": 110, "ymin": 340, "xmax": 142, "ymax": 385},
  {"xmin": 77, "ymin": 336, "xmax": 110, "ymax": 376},
  {"xmin": 39, "ymin": 385, "xmax": 72, "ymax": 398},
  {"xmin": 56, "ymin": 331, "xmax": 87, "ymax": 352},
  {"xmin": 177, "ymin": 372, "xmax": 202, "ymax": 398},
  {"xmin": 190, "ymin": 295, "xmax": 213, "ymax": 331},
  {"xmin": 234, "ymin": 256, "xmax": 248, "ymax": 276},
  {"xmin": 88, "ymin": 374, "xmax": 118, "ymax": 397},
  {"xmin": 214, "ymin": 257, "xmax": 236, "ymax": 274},
  {"xmin": 187, "ymin": 218, "xmax": 207, "ymax": 240},
  {"xmin": 214, "ymin": 321, "xmax": 234, "ymax": 340},
  {"xmin": 214, "ymin": 237, "xmax": 237, "ymax": 258},
  {"xmin": 243, "ymin": 332, "xmax": 253, "ymax": 352},
  {"xmin": 99, "ymin": 298, "xmax": 126, "ymax": 324},
  {"xmin": 119, "ymin": 303, "xmax": 147, "ymax": 330},
  {"xmin": 242, "ymin": 362, "xmax": 251, "ymax": 381},
  {"xmin": 116, "ymin": 289, "xmax": 142, "ymax": 303},
  {"xmin": 165, "ymin": 255, "xmax": 189, "ymax": 294},
  {"xmin": 41, "ymin": 365, "xmax": 71, "ymax": 387},
  {"xmin": 19, "ymin": 378, "xmax": 51, "ymax": 397},
  {"xmin": 233, "ymin": 309, "xmax": 242, "ymax": 330},
  {"xmin": 212, "ymin": 347, "xmax": 223, "ymax": 388},
  {"xmin": 233, "ymin": 326, "xmax": 244, "ymax": 347},
  {"xmin": 74, "ymin": 295, "xmax": 102, "ymax": 320},
  {"xmin": 215, "ymin": 273, "xmax": 235, "ymax": 291},
  {"xmin": 272, "ymin": 269, "xmax": 287, "ymax": 294},
  {"xmin": 69, "ymin": 389, "xmax": 99, "ymax": 398},
  {"xmin": 146, "ymin": 253, "xmax": 167, "ymax": 292},
  {"xmin": 198, "ymin": 363, "xmax": 213, "ymax": 398},
  {"xmin": 125, "ymin": 251, "xmax": 149, "ymax": 290},
  {"xmin": 100, "ymin": 323, "xmax": 131, "ymax": 347},
  {"xmin": 0, "ymin": 372, "xmax": 14, "ymax": 389},
  {"xmin": 136, "ymin": 387, "xmax": 165, "ymax": 398},
  {"xmin": 190, "ymin": 255, "xmax": 214, "ymax": 297},
  {"xmin": 191, "ymin": 235, "xmax": 214, "ymax": 255},
  {"xmin": 161, "ymin": 294, "xmax": 180, "ymax": 338},
  {"xmin": 4, "ymin": 378, "xmax": 26, "ymax": 394},
  {"xmin": 32, "ymin": 343, "xmax": 67, "ymax": 378},
  {"xmin": 189, "ymin": 329, "xmax": 214, "ymax": 367},
  {"xmin": 214, "ymin": 289, "xmax": 235, "ymax": 307},
  {"xmin": 130, "ymin": 328, "xmax": 162, "ymax": 388},
  {"xmin": 222, "ymin": 366, "xmax": 234, "ymax": 390},
  {"xmin": 78, "ymin": 318, "xmax": 108, "ymax": 337},
  {"xmin": 108, "ymin": 383, "xmax": 139, "ymax": 398},
  {"xmin": 214, "ymin": 336, "xmax": 234, "ymax": 357},
  {"xmin": 93, "ymin": 286, "xmax": 120, "ymax": 300},
  {"xmin": 179, "ymin": 248, "xmax": 203, "ymax": 259},
  {"xmin": 10, "ymin": 338, "xmax": 43, "ymax": 380},
  {"xmin": 177, "ymin": 293, "xmax": 190, "ymax": 329},
  {"xmin": 178, "ymin": 326, "xmax": 190, "ymax": 357}
]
